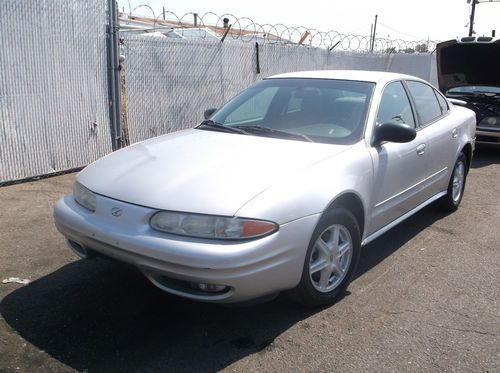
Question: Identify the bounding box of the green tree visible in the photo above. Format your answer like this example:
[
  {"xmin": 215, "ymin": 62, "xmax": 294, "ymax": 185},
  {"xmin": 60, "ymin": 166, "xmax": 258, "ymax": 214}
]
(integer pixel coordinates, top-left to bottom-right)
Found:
[{"xmin": 415, "ymin": 43, "xmax": 429, "ymax": 53}]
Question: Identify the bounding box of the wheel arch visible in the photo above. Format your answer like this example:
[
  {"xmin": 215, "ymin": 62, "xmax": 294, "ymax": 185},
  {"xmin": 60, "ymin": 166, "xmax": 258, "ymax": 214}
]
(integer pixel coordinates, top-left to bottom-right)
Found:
[
  {"xmin": 461, "ymin": 143, "xmax": 473, "ymax": 172},
  {"xmin": 325, "ymin": 192, "xmax": 365, "ymax": 238}
]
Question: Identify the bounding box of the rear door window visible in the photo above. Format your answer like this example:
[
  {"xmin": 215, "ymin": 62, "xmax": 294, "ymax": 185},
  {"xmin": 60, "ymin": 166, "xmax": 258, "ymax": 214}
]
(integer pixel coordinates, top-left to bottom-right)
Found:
[{"xmin": 405, "ymin": 81, "xmax": 443, "ymax": 126}]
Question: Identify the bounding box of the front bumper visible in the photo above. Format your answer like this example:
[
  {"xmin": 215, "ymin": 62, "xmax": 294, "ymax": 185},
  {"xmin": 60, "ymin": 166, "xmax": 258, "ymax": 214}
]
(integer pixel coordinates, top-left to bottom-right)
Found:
[
  {"xmin": 476, "ymin": 128, "xmax": 500, "ymax": 145},
  {"xmin": 53, "ymin": 194, "xmax": 319, "ymax": 303}
]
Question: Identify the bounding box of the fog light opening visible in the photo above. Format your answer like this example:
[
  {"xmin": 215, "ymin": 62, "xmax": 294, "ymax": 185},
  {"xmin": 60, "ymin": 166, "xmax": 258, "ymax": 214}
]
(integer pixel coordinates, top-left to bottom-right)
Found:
[
  {"xmin": 67, "ymin": 239, "xmax": 88, "ymax": 258},
  {"xmin": 190, "ymin": 282, "xmax": 228, "ymax": 293}
]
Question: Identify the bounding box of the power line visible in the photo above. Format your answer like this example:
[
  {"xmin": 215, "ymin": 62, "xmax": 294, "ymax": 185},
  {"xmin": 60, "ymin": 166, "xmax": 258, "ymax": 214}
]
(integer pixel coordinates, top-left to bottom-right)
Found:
[{"xmin": 377, "ymin": 21, "xmax": 427, "ymax": 40}]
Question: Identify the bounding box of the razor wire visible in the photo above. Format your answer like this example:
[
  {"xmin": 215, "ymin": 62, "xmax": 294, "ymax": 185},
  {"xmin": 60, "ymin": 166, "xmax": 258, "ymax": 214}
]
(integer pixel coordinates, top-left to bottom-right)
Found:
[{"xmin": 119, "ymin": 6, "xmax": 438, "ymax": 53}]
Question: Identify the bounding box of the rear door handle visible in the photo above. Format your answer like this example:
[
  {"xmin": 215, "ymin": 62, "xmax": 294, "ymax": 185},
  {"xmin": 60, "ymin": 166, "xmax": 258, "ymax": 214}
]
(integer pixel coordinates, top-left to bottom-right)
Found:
[
  {"xmin": 416, "ymin": 143, "xmax": 426, "ymax": 155},
  {"xmin": 452, "ymin": 128, "xmax": 458, "ymax": 138}
]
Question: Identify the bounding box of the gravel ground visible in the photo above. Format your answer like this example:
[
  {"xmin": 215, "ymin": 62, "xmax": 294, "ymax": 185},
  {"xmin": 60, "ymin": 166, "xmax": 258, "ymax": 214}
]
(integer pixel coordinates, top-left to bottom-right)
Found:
[{"xmin": 0, "ymin": 147, "xmax": 499, "ymax": 373}]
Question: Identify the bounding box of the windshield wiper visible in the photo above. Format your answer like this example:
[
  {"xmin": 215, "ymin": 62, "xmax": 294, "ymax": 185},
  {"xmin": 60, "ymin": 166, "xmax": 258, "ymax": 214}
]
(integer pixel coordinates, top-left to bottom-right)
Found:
[
  {"xmin": 232, "ymin": 125, "xmax": 313, "ymax": 142},
  {"xmin": 198, "ymin": 120, "xmax": 249, "ymax": 135}
]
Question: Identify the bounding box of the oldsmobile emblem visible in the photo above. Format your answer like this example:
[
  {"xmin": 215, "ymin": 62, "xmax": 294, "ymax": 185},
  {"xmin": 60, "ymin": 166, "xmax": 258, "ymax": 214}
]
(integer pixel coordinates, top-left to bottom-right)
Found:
[{"xmin": 111, "ymin": 207, "xmax": 122, "ymax": 217}]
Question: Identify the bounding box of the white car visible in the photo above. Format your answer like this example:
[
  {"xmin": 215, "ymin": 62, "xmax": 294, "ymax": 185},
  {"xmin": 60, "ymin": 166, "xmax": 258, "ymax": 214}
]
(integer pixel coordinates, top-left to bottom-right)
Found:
[{"xmin": 54, "ymin": 70, "xmax": 476, "ymax": 306}]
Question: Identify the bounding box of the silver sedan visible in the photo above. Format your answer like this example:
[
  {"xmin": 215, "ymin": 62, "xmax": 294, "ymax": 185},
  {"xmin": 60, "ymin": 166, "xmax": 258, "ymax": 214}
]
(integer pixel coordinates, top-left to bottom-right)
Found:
[{"xmin": 54, "ymin": 70, "xmax": 476, "ymax": 306}]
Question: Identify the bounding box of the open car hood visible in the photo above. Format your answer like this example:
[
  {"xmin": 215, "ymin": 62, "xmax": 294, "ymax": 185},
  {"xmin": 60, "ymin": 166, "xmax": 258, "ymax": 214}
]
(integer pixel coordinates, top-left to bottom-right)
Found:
[{"xmin": 436, "ymin": 37, "xmax": 500, "ymax": 93}]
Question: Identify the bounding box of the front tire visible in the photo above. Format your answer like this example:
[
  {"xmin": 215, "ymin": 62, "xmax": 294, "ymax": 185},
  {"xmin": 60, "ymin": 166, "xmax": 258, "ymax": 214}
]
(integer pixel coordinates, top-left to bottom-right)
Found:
[
  {"xmin": 293, "ymin": 208, "xmax": 361, "ymax": 307},
  {"xmin": 438, "ymin": 152, "xmax": 467, "ymax": 212}
]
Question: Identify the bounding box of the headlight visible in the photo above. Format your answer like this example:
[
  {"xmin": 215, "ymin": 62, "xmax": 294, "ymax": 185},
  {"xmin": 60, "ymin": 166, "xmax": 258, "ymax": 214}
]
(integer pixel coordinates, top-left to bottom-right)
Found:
[
  {"xmin": 150, "ymin": 211, "xmax": 278, "ymax": 240},
  {"xmin": 73, "ymin": 181, "xmax": 96, "ymax": 212}
]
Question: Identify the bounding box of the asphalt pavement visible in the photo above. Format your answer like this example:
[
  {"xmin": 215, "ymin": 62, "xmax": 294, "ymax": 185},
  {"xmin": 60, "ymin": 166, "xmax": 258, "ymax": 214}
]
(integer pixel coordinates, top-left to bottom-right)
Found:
[{"xmin": 0, "ymin": 147, "xmax": 499, "ymax": 372}]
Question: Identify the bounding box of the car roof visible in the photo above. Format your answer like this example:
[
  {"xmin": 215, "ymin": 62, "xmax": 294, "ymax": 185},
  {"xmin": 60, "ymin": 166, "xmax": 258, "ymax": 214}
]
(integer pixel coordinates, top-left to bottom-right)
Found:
[{"xmin": 267, "ymin": 70, "xmax": 422, "ymax": 84}]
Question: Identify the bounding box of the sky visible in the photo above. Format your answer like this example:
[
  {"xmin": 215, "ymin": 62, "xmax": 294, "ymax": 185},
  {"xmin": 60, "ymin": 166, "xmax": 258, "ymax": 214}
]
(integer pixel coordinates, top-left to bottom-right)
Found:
[{"xmin": 117, "ymin": 0, "xmax": 500, "ymax": 42}]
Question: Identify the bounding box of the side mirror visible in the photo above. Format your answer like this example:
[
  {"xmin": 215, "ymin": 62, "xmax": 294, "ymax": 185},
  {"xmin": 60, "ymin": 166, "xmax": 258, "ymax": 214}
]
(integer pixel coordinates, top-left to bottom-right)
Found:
[
  {"xmin": 373, "ymin": 122, "xmax": 417, "ymax": 146},
  {"xmin": 204, "ymin": 108, "xmax": 217, "ymax": 120}
]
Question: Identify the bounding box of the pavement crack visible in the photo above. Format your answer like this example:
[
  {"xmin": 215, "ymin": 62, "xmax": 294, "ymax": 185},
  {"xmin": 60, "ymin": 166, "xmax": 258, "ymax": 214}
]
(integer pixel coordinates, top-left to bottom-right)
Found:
[
  {"xmin": 386, "ymin": 309, "xmax": 425, "ymax": 316},
  {"xmin": 356, "ymin": 267, "xmax": 391, "ymax": 294},
  {"xmin": 428, "ymin": 323, "xmax": 497, "ymax": 337}
]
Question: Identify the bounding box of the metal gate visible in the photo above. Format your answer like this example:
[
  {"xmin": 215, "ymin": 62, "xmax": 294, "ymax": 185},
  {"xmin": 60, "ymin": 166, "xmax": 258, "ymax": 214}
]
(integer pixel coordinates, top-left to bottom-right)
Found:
[{"xmin": 0, "ymin": 0, "xmax": 114, "ymax": 184}]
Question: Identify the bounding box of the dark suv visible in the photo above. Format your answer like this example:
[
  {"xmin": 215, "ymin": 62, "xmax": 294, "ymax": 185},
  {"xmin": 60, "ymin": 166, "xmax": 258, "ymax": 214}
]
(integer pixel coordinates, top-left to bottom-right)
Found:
[{"xmin": 437, "ymin": 37, "xmax": 500, "ymax": 145}]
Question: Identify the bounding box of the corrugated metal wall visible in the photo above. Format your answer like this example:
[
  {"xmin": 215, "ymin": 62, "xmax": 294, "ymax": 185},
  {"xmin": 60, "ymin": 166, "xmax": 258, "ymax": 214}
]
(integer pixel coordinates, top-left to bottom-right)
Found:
[
  {"xmin": 122, "ymin": 34, "xmax": 438, "ymax": 144},
  {"xmin": 0, "ymin": 0, "xmax": 112, "ymax": 183}
]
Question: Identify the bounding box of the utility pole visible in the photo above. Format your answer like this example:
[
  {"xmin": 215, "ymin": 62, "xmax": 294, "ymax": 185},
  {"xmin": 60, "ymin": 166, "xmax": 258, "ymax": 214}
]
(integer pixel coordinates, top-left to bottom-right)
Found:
[
  {"xmin": 371, "ymin": 14, "xmax": 378, "ymax": 52},
  {"xmin": 467, "ymin": 0, "xmax": 500, "ymax": 36},
  {"xmin": 369, "ymin": 24, "xmax": 373, "ymax": 52},
  {"xmin": 468, "ymin": 0, "xmax": 477, "ymax": 36}
]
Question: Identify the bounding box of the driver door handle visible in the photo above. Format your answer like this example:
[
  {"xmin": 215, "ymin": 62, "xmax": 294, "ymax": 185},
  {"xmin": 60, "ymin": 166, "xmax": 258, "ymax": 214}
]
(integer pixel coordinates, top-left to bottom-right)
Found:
[{"xmin": 416, "ymin": 143, "xmax": 426, "ymax": 155}]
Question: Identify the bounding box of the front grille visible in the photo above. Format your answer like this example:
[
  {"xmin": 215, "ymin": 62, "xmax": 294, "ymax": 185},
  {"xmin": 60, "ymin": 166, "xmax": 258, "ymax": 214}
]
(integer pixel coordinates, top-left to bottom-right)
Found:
[{"xmin": 476, "ymin": 135, "xmax": 500, "ymax": 143}]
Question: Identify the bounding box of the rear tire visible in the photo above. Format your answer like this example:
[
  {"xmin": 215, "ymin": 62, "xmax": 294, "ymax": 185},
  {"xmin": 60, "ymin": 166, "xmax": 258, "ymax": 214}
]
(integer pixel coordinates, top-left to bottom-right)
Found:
[
  {"xmin": 437, "ymin": 153, "xmax": 467, "ymax": 212},
  {"xmin": 292, "ymin": 208, "xmax": 361, "ymax": 307}
]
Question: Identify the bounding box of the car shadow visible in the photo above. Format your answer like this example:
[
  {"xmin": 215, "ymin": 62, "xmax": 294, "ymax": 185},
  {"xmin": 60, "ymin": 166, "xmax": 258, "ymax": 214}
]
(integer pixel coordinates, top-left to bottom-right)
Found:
[
  {"xmin": 471, "ymin": 146, "xmax": 500, "ymax": 169},
  {"xmin": 0, "ymin": 207, "xmax": 445, "ymax": 372}
]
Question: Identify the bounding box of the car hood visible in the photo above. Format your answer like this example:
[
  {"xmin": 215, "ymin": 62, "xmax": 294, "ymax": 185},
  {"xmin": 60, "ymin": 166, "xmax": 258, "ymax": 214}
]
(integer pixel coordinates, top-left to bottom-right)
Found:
[
  {"xmin": 78, "ymin": 129, "xmax": 350, "ymax": 216},
  {"xmin": 436, "ymin": 38, "xmax": 500, "ymax": 93}
]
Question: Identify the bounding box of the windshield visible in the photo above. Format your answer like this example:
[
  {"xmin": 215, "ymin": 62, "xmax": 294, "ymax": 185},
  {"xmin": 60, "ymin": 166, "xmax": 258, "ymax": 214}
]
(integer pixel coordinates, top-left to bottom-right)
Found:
[
  {"xmin": 200, "ymin": 78, "xmax": 374, "ymax": 145},
  {"xmin": 447, "ymin": 85, "xmax": 500, "ymax": 95}
]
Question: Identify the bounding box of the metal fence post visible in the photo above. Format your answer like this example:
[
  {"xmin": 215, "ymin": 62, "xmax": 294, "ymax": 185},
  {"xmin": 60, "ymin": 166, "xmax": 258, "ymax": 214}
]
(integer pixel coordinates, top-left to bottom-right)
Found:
[{"xmin": 106, "ymin": 0, "xmax": 122, "ymax": 150}]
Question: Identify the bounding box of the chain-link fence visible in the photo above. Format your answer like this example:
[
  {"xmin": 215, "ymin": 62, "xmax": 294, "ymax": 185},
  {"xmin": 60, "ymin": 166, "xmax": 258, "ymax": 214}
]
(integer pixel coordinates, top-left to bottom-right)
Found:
[
  {"xmin": 121, "ymin": 31, "xmax": 437, "ymax": 144},
  {"xmin": 122, "ymin": 36, "xmax": 222, "ymax": 143},
  {"xmin": 0, "ymin": 0, "xmax": 113, "ymax": 184}
]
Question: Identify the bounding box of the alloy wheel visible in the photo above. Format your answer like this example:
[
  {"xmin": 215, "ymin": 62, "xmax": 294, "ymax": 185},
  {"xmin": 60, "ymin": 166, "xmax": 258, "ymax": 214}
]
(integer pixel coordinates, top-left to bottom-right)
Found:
[
  {"xmin": 452, "ymin": 160, "xmax": 465, "ymax": 203},
  {"xmin": 309, "ymin": 224, "xmax": 353, "ymax": 292}
]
